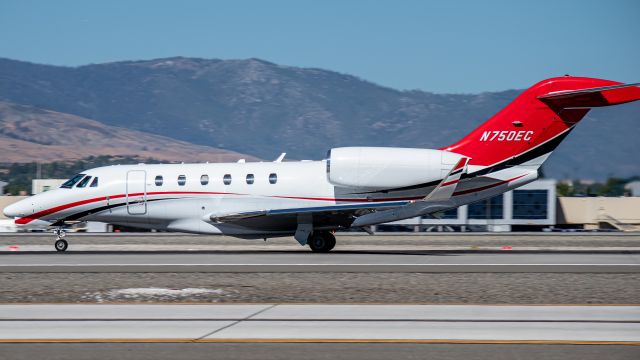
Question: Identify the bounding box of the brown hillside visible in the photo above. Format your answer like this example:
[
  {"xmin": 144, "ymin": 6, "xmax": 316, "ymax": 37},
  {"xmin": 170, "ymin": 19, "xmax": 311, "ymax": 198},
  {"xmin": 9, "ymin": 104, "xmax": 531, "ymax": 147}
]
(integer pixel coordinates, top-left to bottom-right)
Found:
[{"xmin": 0, "ymin": 101, "xmax": 256, "ymax": 163}]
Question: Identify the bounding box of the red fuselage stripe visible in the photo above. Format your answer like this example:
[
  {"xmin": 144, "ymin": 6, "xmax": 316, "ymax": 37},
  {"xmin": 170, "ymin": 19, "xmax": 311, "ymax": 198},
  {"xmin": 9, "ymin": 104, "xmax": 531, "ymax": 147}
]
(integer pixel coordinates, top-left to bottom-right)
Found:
[{"xmin": 441, "ymin": 180, "xmax": 459, "ymax": 187}]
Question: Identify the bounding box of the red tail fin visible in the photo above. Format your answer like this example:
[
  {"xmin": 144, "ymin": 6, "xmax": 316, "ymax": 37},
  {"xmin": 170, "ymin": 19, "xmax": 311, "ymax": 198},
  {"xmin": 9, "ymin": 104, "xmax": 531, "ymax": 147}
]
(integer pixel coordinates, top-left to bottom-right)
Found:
[{"xmin": 442, "ymin": 76, "xmax": 640, "ymax": 169}]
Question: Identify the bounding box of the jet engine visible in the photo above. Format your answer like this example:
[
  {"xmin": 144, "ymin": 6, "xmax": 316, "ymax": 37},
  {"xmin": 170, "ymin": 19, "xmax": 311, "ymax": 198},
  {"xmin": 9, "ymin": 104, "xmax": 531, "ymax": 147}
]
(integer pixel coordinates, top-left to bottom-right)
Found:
[{"xmin": 326, "ymin": 147, "xmax": 464, "ymax": 189}]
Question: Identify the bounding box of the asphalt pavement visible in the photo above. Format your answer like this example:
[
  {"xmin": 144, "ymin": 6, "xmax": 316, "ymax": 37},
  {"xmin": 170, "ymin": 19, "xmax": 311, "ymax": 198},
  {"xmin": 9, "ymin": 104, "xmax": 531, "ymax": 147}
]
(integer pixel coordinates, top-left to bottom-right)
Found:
[
  {"xmin": 0, "ymin": 234, "xmax": 638, "ymax": 358},
  {"xmin": 0, "ymin": 252, "xmax": 638, "ymax": 273},
  {"xmin": 1, "ymin": 343, "xmax": 637, "ymax": 360},
  {"xmin": 1, "ymin": 233, "xmax": 639, "ymax": 252},
  {"xmin": 0, "ymin": 233, "xmax": 638, "ymax": 304}
]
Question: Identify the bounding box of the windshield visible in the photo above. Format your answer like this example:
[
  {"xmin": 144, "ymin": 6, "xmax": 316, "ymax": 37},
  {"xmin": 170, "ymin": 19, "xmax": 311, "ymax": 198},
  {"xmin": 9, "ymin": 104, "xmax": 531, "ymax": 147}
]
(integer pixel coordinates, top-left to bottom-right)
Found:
[
  {"xmin": 60, "ymin": 174, "xmax": 86, "ymax": 189},
  {"xmin": 76, "ymin": 176, "xmax": 92, "ymax": 188}
]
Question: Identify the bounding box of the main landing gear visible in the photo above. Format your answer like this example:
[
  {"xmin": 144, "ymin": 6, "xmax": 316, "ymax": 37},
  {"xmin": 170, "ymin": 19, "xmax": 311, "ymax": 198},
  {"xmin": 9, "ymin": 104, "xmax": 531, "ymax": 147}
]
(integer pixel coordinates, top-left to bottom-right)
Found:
[
  {"xmin": 53, "ymin": 227, "xmax": 68, "ymax": 252},
  {"xmin": 308, "ymin": 231, "xmax": 336, "ymax": 253}
]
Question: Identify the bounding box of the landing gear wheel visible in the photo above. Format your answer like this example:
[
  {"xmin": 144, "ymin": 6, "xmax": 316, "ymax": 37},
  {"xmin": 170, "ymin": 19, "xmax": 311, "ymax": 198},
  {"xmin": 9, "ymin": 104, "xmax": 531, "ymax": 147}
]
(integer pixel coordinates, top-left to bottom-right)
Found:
[
  {"xmin": 323, "ymin": 232, "xmax": 336, "ymax": 251},
  {"xmin": 308, "ymin": 231, "xmax": 336, "ymax": 253},
  {"xmin": 54, "ymin": 239, "xmax": 68, "ymax": 252}
]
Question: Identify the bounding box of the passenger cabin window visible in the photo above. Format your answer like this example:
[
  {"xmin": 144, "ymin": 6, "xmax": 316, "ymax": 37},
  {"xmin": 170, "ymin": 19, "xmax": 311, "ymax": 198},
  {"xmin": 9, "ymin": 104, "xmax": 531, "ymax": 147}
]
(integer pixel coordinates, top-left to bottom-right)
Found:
[
  {"xmin": 76, "ymin": 176, "xmax": 92, "ymax": 188},
  {"xmin": 200, "ymin": 174, "xmax": 209, "ymax": 185},
  {"xmin": 61, "ymin": 174, "xmax": 86, "ymax": 188},
  {"xmin": 177, "ymin": 175, "xmax": 186, "ymax": 186},
  {"xmin": 246, "ymin": 174, "xmax": 254, "ymax": 185},
  {"xmin": 155, "ymin": 175, "xmax": 163, "ymax": 186},
  {"xmin": 269, "ymin": 173, "xmax": 277, "ymax": 184},
  {"xmin": 90, "ymin": 177, "xmax": 99, "ymax": 187},
  {"xmin": 223, "ymin": 174, "xmax": 232, "ymax": 185}
]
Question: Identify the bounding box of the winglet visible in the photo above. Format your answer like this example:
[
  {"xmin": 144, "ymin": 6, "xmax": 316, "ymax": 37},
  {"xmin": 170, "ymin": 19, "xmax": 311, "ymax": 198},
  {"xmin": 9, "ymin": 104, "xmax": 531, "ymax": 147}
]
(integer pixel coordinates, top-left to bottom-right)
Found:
[{"xmin": 423, "ymin": 157, "xmax": 468, "ymax": 202}]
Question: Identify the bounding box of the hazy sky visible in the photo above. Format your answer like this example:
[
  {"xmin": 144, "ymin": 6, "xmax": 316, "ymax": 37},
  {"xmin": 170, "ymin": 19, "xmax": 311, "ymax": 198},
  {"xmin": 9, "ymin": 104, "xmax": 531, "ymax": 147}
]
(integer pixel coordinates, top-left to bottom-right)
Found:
[{"xmin": 1, "ymin": 0, "xmax": 638, "ymax": 93}]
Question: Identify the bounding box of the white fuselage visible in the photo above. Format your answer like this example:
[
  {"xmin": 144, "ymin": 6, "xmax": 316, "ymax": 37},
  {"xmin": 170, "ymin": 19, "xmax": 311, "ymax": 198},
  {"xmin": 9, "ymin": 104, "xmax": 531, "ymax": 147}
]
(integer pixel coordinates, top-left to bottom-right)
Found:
[{"xmin": 4, "ymin": 155, "xmax": 539, "ymax": 238}]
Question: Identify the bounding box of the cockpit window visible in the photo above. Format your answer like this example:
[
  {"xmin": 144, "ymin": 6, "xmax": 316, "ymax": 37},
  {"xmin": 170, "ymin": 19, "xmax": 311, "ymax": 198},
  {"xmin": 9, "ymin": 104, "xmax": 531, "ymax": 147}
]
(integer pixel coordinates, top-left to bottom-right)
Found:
[
  {"xmin": 90, "ymin": 177, "xmax": 99, "ymax": 187},
  {"xmin": 61, "ymin": 174, "xmax": 86, "ymax": 189},
  {"xmin": 76, "ymin": 176, "xmax": 92, "ymax": 188}
]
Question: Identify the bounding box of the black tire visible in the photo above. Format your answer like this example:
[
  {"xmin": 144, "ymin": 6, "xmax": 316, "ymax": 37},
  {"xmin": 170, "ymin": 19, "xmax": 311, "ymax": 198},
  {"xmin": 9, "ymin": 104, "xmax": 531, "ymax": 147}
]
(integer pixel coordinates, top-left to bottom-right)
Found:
[
  {"xmin": 323, "ymin": 231, "xmax": 336, "ymax": 251},
  {"xmin": 54, "ymin": 239, "xmax": 68, "ymax": 252},
  {"xmin": 308, "ymin": 232, "xmax": 336, "ymax": 253}
]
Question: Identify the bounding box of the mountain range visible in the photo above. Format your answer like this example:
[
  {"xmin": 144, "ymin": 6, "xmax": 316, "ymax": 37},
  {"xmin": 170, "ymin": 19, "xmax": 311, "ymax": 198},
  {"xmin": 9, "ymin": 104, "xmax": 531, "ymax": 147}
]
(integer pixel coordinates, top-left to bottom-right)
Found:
[
  {"xmin": 0, "ymin": 57, "xmax": 638, "ymax": 179},
  {"xmin": 0, "ymin": 101, "xmax": 252, "ymax": 163}
]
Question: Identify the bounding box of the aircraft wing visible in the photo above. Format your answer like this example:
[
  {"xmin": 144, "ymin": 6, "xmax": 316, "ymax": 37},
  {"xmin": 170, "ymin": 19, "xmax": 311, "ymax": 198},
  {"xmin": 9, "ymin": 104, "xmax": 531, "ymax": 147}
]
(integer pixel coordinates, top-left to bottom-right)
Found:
[{"xmin": 209, "ymin": 200, "xmax": 412, "ymax": 224}]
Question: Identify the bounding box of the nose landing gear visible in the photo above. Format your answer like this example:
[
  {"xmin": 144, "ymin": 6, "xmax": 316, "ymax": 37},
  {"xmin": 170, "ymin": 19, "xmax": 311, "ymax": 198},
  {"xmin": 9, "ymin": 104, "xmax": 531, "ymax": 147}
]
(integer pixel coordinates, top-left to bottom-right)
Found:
[{"xmin": 53, "ymin": 228, "xmax": 68, "ymax": 252}]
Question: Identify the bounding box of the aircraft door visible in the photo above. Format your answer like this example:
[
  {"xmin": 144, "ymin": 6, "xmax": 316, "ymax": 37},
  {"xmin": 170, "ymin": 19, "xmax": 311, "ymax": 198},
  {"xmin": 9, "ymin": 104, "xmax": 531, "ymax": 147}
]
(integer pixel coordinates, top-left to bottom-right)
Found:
[{"xmin": 126, "ymin": 170, "xmax": 147, "ymax": 215}]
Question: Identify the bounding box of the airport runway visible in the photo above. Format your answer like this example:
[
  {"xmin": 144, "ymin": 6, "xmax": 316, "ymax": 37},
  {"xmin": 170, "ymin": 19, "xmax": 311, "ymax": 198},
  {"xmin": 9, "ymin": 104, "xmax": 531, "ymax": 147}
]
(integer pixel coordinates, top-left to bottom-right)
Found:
[
  {"xmin": 2, "ymin": 233, "xmax": 640, "ymax": 252},
  {"xmin": 0, "ymin": 252, "xmax": 638, "ymax": 273},
  {"xmin": 1, "ymin": 304, "xmax": 639, "ymax": 343},
  {"xmin": 1, "ymin": 235, "xmax": 638, "ymax": 358},
  {"xmin": 0, "ymin": 233, "xmax": 638, "ymax": 304},
  {"xmin": 2, "ymin": 343, "xmax": 638, "ymax": 360}
]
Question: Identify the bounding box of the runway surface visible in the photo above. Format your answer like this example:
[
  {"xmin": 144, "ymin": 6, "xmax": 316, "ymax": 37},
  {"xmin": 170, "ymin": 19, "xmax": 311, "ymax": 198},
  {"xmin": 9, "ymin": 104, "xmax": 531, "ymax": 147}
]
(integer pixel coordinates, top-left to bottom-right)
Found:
[
  {"xmin": 1, "ymin": 304, "xmax": 639, "ymax": 343},
  {"xmin": 2, "ymin": 233, "xmax": 640, "ymax": 252},
  {"xmin": 1, "ymin": 234, "xmax": 638, "ymax": 303},
  {"xmin": 2, "ymin": 343, "xmax": 638, "ymax": 360},
  {"xmin": 1, "ymin": 235, "xmax": 638, "ymax": 358},
  {"xmin": 1, "ymin": 252, "xmax": 638, "ymax": 273}
]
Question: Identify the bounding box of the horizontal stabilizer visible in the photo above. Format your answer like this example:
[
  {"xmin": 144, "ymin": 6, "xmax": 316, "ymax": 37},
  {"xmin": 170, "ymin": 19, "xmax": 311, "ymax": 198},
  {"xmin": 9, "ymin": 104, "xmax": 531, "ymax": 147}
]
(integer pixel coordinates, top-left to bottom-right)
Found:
[{"xmin": 538, "ymin": 82, "xmax": 640, "ymax": 109}]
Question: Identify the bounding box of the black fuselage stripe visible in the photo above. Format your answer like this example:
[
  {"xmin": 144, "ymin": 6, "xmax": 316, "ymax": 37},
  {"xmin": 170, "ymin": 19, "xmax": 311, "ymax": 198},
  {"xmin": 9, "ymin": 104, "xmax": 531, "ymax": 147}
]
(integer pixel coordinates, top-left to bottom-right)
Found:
[
  {"xmin": 462, "ymin": 128, "xmax": 573, "ymax": 178},
  {"xmin": 53, "ymin": 198, "xmax": 179, "ymax": 225}
]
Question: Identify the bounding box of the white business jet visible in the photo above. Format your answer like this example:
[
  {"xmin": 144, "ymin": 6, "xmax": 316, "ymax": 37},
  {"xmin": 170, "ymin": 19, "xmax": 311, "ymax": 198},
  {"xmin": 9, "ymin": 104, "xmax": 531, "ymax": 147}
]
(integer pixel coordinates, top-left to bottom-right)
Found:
[{"xmin": 4, "ymin": 76, "xmax": 639, "ymax": 252}]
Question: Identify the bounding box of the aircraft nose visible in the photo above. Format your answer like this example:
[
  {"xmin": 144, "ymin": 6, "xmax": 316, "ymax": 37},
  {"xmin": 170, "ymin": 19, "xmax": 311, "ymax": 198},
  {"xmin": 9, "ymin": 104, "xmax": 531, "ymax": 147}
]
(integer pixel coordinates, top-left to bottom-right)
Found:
[{"xmin": 3, "ymin": 199, "xmax": 32, "ymax": 218}]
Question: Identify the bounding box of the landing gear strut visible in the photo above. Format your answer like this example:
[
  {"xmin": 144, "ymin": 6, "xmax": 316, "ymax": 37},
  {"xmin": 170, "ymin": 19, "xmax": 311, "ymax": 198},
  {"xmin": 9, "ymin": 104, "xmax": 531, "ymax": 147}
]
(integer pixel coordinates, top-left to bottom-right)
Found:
[
  {"xmin": 53, "ymin": 227, "xmax": 68, "ymax": 252},
  {"xmin": 308, "ymin": 231, "xmax": 336, "ymax": 253}
]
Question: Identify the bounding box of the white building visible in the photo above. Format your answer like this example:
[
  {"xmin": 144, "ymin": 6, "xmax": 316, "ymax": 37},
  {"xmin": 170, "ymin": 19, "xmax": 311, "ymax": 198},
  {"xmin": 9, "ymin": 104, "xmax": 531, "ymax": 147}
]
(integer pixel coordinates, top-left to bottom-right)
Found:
[
  {"xmin": 625, "ymin": 181, "xmax": 640, "ymax": 197},
  {"xmin": 32, "ymin": 179, "xmax": 66, "ymax": 195}
]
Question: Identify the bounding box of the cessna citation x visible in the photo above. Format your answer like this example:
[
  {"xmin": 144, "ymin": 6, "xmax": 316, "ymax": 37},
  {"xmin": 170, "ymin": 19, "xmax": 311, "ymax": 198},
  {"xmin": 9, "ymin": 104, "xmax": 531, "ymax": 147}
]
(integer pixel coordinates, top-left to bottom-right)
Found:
[{"xmin": 4, "ymin": 76, "xmax": 640, "ymax": 252}]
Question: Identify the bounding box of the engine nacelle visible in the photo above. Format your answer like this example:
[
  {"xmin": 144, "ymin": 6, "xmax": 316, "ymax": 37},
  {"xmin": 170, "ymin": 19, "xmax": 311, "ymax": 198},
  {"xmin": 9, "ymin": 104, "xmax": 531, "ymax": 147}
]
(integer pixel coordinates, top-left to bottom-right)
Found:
[{"xmin": 326, "ymin": 147, "xmax": 463, "ymax": 189}]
